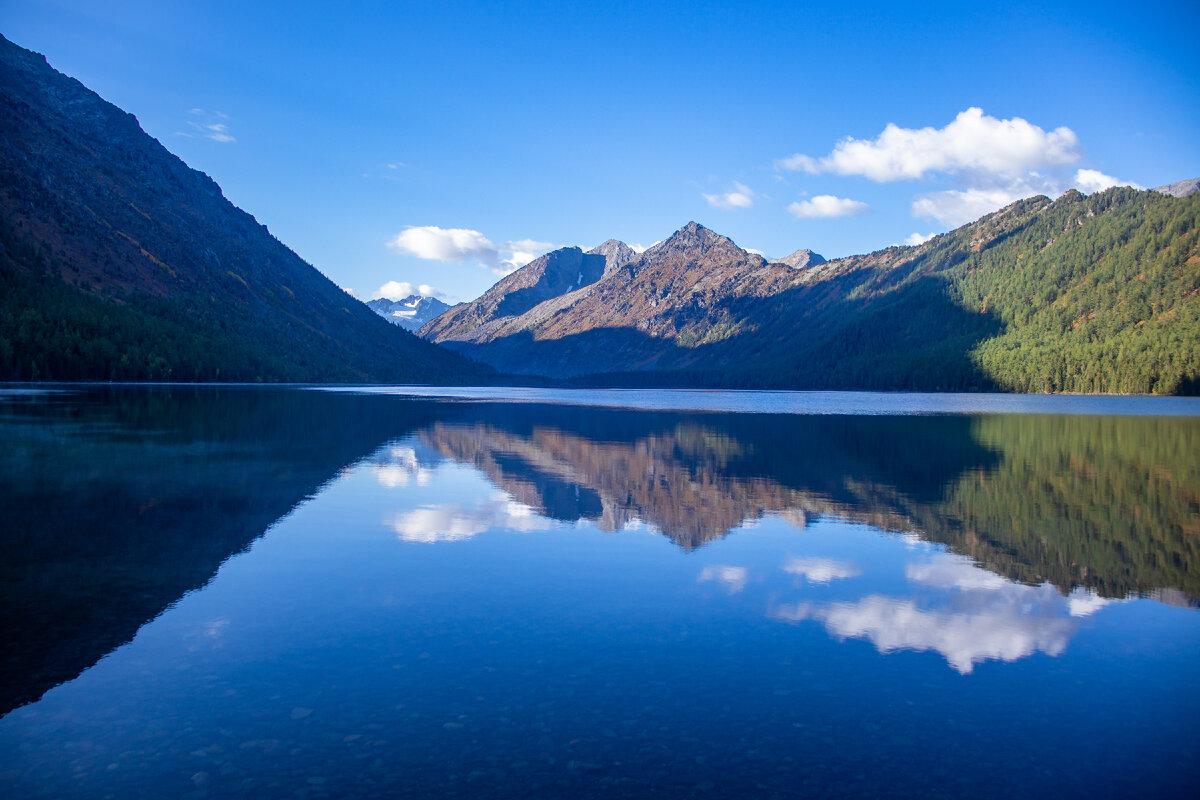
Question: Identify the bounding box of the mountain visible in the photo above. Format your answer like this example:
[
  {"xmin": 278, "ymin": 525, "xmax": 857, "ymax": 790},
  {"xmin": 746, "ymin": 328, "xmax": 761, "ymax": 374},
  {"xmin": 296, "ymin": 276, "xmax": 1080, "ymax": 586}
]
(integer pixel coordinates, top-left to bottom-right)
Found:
[
  {"xmin": 422, "ymin": 223, "xmax": 805, "ymax": 376},
  {"xmin": 588, "ymin": 239, "xmax": 640, "ymax": 275},
  {"xmin": 1155, "ymin": 177, "xmax": 1200, "ymax": 198},
  {"xmin": 0, "ymin": 35, "xmax": 487, "ymax": 383},
  {"xmin": 422, "ymin": 245, "xmax": 608, "ymax": 340},
  {"xmin": 772, "ymin": 248, "xmax": 826, "ymax": 269},
  {"xmin": 419, "ymin": 239, "xmax": 643, "ymax": 346},
  {"xmin": 423, "ymin": 191, "xmax": 1200, "ymax": 394},
  {"xmin": 367, "ymin": 294, "xmax": 451, "ymax": 332}
]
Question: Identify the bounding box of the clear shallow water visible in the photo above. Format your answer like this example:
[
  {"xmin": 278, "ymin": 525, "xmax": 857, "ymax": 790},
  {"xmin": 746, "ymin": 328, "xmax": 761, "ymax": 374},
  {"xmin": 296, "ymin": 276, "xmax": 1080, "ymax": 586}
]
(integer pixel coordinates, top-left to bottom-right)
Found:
[{"xmin": 1, "ymin": 386, "xmax": 1198, "ymax": 798}]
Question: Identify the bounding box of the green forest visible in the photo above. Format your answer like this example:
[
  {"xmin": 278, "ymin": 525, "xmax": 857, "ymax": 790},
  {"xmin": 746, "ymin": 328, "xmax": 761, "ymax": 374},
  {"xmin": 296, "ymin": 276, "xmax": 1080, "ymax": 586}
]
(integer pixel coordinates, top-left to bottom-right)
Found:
[
  {"xmin": 759, "ymin": 187, "xmax": 1200, "ymax": 393},
  {"xmin": 950, "ymin": 189, "xmax": 1200, "ymax": 393},
  {"xmin": 576, "ymin": 187, "xmax": 1200, "ymax": 394}
]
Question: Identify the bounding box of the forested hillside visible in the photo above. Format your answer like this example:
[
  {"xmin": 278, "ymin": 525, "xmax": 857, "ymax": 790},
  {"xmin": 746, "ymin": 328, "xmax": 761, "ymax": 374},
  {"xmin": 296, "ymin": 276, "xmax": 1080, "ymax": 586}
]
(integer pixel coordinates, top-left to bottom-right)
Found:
[
  {"xmin": 956, "ymin": 189, "xmax": 1200, "ymax": 393},
  {"xmin": 566, "ymin": 188, "xmax": 1200, "ymax": 393},
  {"xmin": 744, "ymin": 187, "xmax": 1200, "ymax": 393}
]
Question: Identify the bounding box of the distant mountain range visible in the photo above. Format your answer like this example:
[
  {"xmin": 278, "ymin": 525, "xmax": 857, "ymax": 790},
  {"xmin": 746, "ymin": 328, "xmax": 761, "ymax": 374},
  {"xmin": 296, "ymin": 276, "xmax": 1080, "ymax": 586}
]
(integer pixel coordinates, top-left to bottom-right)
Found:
[
  {"xmin": 0, "ymin": 35, "xmax": 487, "ymax": 383},
  {"xmin": 2, "ymin": 34, "xmax": 1196, "ymax": 393},
  {"xmin": 367, "ymin": 295, "xmax": 451, "ymax": 332},
  {"xmin": 422, "ymin": 187, "xmax": 1200, "ymax": 393}
]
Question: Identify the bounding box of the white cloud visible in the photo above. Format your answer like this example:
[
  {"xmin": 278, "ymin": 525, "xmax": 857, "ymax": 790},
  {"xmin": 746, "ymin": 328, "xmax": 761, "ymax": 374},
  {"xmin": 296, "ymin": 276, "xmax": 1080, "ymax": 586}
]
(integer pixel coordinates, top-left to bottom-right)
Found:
[
  {"xmin": 745, "ymin": 247, "xmax": 765, "ymax": 256},
  {"xmin": 911, "ymin": 185, "xmax": 1038, "ymax": 227},
  {"xmin": 387, "ymin": 226, "xmax": 553, "ymax": 275},
  {"xmin": 787, "ymin": 195, "xmax": 869, "ymax": 219},
  {"xmin": 783, "ymin": 557, "xmax": 861, "ymax": 584},
  {"xmin": 1072, "ymin": 168, "xmax": 1142, "ymax": 194},
  {"xmin": 342, "ymin": 286, "xmax": 358, "ymax": 297},
  {"xmin": 781, "ymin": 108, "xmax": 1079, "ymax": 183},
  {"xmin": 375, "ymin": 464, "xmax": 433, "ymax": 487},
  {"xmin": 911, "ymin": 168, "xmax": 1143, "ymax": 227},
  {"xmin": 373, "ymin": 281, "xmax": 440, "ymax": 301},
  {"xmin": 388, "ymin": 226, "xmax": 497, "ymax": 262},
  {"xmin": 178, "ymin": 109, "xmax": 236, "ymax": 143},
  {"xmin": 777, "ymin": 108, "xmax": 1144, "ymax": 231},
  {"xmin": 374, "ymin": 281, "xmax": 416, "ymax": 301},
  {"xmin": 775, "ymin": 153, "xmax": 821, "ymax": 173},
  {"xmin": 703, "ymin": 181, "xmax": 756, "ymax": 210},
  {"xmin": 499, "ymin": 238, "xmax": 555, "ymax": 274},
  {"xmin": 904, "ymin": 232, "xmax": 938, "ymax": 246},
  {"xmin": 698, "ymin": 565, "xmax": 749, "ymax": 593}
]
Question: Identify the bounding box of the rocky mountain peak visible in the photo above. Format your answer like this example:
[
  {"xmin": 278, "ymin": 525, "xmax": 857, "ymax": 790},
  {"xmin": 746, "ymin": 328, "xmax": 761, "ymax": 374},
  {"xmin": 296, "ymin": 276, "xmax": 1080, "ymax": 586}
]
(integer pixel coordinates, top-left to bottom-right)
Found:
[
  {"xmin": 649, "ymin": 222, "xmax": 743, "ymax": 260},
  {"xmin": 366, "ymin": 295, "xmax": 450, "ymax": 332},
  {"xmin": 490, "ymin": 246, "xmax": 606, "ymax": 317},
  {"xmin": 417, "ymin": 245, "xmax": 607, "ymax": 340},
  {"xmin": 775, "ymin": 248, "xmax": 826, "ymax": 269},
  {"xmin": 587, "ymin": 239, "xmax": 639, "ymax": 276}
]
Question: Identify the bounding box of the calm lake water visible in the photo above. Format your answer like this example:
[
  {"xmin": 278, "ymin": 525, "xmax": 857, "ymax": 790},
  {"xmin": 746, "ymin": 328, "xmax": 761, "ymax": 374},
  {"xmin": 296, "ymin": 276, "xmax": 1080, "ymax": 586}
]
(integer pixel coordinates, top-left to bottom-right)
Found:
[{"xmin": 1, "ymin": 385, "xmax": 1198, "ymax": 798}]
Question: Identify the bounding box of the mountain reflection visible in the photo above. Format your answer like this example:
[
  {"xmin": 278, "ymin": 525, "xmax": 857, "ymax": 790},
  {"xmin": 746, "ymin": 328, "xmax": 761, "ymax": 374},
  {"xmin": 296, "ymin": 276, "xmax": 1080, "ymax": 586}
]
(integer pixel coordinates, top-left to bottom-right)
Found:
[
  {"xmin": 0, "ymin": 386, "xmax": 446, "ymax": 716},
  {"xmin": 371, "ymin": 405, "xmax": 1199, "ymax": 671},
  {"xmin": 401, "ymin": 404, "xmax": 1199, "ymax": 602},
  {"xmin": 2, "ymin": 387, "xmax": 1196, "ymax": 717}
]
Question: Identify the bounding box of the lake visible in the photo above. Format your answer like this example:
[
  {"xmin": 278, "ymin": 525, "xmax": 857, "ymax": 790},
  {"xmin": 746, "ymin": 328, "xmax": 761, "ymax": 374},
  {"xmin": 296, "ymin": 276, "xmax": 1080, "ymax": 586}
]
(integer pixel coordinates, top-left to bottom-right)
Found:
[{"xmin": 1, "ymin": 384, "xmax": 1198, "ymax": 798}]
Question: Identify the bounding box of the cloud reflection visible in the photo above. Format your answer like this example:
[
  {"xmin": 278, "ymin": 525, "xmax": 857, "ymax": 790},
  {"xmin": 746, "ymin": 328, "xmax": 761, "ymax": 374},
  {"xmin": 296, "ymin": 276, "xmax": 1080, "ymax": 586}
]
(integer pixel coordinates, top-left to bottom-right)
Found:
[
  {"xmin": 388, "ymin": 492, "xmax": 553, "ymax": 543},
  {"xmin": 371, "ymin": 445, "xmax": 438, "ymax": 488},
  {"xmin": 698, "ymin": 565, "xmax": 749, "ymax": 593},
  {"xmin": 784, "ymin": 557, "xmax": 862, "ymax": 584},
  {"xmin": 773, "ymin": 554, "xmax": 1122, "ymax": 673}
]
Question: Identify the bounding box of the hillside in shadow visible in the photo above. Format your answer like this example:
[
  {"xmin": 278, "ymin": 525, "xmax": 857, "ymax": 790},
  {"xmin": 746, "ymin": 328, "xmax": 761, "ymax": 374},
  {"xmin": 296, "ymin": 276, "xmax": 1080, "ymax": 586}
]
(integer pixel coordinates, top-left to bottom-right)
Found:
[{"xmin": 0, "ymin": 387, "xmax": 449, "ymax": 716}]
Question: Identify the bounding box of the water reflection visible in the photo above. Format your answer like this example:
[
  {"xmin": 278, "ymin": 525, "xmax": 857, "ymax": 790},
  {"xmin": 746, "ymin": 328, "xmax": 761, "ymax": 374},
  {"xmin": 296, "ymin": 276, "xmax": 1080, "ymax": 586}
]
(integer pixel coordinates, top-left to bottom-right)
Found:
[
  {"xmin": 1, "ymin": 386, "xmax": 1196, "ymax": 718},
  {"xmin": 402, "ymin": 404, "xmax": 1199, "ymax": 602},
  {"xmin": 771, "ymin": 553, "xmax": 1110, "ymax": 673},
  {"xmin": 783, "ymin": 557, "xmax": 862, "ymax": 584},
  {"xmin": 0, "ymin": 386, "xmax": 445, "ymax": 715},
  {"xmin": 2, "ymin": 386, "xmax": 1198, "ymax": 798},
  {"xmin": 388, "ymin": 493, "xmax": 554, "ymax": 542}
]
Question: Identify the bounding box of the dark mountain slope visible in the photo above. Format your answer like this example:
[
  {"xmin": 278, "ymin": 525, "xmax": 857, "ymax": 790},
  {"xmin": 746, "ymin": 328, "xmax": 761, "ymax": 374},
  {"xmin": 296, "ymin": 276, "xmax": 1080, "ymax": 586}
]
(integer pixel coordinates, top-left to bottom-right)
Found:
[{"xmin": 0, "ymin": 35, "xmax": 487, "ymax": 383}]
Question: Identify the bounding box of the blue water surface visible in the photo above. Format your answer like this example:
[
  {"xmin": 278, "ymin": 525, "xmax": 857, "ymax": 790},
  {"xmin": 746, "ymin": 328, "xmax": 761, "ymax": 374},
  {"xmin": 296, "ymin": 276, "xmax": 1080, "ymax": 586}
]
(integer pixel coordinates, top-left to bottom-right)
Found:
[{"xmin": 0, "ymin": 386, "xmax": 1197, "ymax": 799}]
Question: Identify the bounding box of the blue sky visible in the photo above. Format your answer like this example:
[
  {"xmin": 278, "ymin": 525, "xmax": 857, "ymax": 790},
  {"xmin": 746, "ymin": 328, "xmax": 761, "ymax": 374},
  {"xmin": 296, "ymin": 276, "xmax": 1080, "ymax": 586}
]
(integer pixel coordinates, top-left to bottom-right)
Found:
[{"xmin": 3, "ymin": 0, "xmax": 1199, "ymax": 303}]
